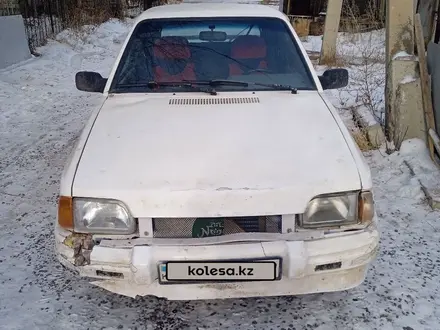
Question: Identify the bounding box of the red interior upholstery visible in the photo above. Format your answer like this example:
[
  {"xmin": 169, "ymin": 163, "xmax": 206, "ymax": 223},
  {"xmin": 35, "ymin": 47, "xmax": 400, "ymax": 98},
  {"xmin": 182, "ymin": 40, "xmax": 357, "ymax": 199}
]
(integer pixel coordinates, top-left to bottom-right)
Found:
[
  {"xmin": 229, "ymin": 35, "xmax": 268, "ymax": 76},
  {"xmin": 153, "ymin": 36, "xmax": 196, "ymax": 82}
]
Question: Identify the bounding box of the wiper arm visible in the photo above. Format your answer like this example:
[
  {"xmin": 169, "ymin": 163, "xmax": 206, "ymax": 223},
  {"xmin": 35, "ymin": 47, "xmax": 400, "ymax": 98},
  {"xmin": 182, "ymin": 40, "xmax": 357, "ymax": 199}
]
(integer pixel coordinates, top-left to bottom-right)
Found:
[
  {"xmin": 114, "ymin": 81, "xmax": 217, "ymax": 94},
  {"xmin": 251, "ymin": 82, "xmax": 298, "ymax": 94},
  {"xmin": 184, "ymin": 79, "xmax": 249, "ymax": 87},
  {"xmin": 116, "ymin": 81, "xmax": 193, "ymax": 89},
  {"xmin": 115, "ymin": 80, "xmax": 298, "ymax": 95},
  {"xmin": 183, "ymin": 79, "xmax": 249, "ymax": 95},
  {"xmin": 186, "ymin": 80, "xmax": 298, "ymax": 94}
]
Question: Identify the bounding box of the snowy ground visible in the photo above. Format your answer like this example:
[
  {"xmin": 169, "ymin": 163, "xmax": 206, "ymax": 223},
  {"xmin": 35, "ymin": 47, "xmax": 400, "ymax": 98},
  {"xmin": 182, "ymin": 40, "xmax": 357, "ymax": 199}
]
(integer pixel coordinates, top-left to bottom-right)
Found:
[
  {"xmin": 1, "ymin": 18, "xmax": 440, "ymax": 330},
  {"xmin": 303, "ymin": 30, "xmax": 387, "ymax": 126}
]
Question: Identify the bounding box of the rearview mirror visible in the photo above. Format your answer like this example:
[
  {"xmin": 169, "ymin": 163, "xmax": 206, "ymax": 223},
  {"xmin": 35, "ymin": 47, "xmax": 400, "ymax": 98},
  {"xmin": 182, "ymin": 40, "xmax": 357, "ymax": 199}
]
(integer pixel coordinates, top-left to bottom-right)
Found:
[
  {"xmin": 199, "ymin": 31, "xmax": 227, "ymax": 42},
  {"xmin": 319, "ymin": 69, "xmax": 349, "ymax": 90},
  {"xmin": 75, "ymin": 71, "xmax": 107, "ymax": 93}
]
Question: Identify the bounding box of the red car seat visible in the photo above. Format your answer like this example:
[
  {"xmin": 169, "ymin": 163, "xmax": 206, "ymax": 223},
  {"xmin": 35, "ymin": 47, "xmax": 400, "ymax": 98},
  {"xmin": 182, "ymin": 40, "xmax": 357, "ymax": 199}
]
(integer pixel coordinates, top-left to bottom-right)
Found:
[
  {"xmin": 153, "ymin": 36, "xmax": 196, "ymax": 82},
  {"xmin": 229, "ymin": 35, "xmax": 268, "ymax": 76}
]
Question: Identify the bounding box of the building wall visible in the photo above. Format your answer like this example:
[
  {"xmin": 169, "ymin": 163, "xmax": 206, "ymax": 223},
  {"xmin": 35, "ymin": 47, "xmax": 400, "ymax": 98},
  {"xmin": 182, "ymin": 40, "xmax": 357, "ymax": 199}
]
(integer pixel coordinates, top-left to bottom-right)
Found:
[{"xmin": 0, "ymin": 15, "xmax": 31, "ymax": 70}]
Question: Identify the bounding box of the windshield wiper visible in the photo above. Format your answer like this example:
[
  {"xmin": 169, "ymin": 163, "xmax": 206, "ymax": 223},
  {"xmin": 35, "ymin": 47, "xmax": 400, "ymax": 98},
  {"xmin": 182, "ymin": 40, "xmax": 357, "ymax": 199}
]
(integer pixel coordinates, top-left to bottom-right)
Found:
[
  {"xmin": 182, "ymin": 79, "xmax": 249, "ymax": 95},
  {"xmin": 114, "ymin": 80, "xmax": 298, "ymax": 95},
  {"xmin": 115, "ymin": 81, "xmax": 194, "ymax": 89},
  {"xmin": 249, "ymin": 82, "xmax": 298, "ymax": 94},
  {"xmin": 185, "ymin": 79, "xmax": 249, "ymax": 87},
  {"xmin": 113, "ymin": 81, "xmax": 205, "ymax": 94},
  {"xmin": 185, "ymin": 79, "xmax": 298, "ymax": 94},
  {"xmin": 115, "ymin": 81, "xmax": 223, "ymax": 95}
]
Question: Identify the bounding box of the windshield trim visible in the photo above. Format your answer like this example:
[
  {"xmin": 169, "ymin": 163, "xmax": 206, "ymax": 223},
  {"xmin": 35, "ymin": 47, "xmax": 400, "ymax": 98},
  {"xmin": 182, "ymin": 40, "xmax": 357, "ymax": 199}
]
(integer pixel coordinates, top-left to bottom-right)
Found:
[
  {"xmin": 108, "ymin": 16, "xmax": 318, "ymax": 94},
  {"xmin": 109, "ymin": 88, "xmax": 317, "ymax": 96}
]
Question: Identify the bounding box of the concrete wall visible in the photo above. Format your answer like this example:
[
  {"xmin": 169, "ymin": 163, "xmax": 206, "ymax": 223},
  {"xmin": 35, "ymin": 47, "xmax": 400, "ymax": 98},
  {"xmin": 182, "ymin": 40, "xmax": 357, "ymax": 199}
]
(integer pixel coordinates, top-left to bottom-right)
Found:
[
  {"xmin": 319, "ymin": 0, "xmax": 343, "ymax": 64},
  {"xmin": 384, "ymin": 0, "xmax": 425, "ymax": 146},
  {"xmin": 427, "ymin": 41, "xmax": 440, "ymax": 132},
  {"xmin": 0, "ymin": 15, "xmax": 31, "ymax": 70},
  {"xmin": 394, "ymin": 77, "xmax": 425, "ymax": 142},
  {"xmin": 387, "ymin": 55, "xmax": 426, "ymax": 144},
  {"xmin": 385, "ymin": 0, "xmax": 414, "ymax": 63}
]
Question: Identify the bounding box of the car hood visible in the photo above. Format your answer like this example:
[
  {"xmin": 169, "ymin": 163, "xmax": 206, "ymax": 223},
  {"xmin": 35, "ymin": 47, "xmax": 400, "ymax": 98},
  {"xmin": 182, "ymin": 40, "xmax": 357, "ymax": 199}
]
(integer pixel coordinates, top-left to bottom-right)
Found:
[{"xmin": 73, "ymin": 92, "xmax": 361, "ymax": 217}]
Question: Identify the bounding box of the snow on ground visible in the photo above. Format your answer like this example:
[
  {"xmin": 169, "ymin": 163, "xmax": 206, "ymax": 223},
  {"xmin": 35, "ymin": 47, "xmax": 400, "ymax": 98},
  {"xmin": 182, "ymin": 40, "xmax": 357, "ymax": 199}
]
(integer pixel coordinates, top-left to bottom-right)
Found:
[
  {"xmin": 302, "ymin": 29, "xmax": 386, "ymax": 62},
  {"xmin": 304, "ymin": 30, "xmax": 386, "ymax": 125},
  {"xmin": 1, "ymin": 17, "xmax": 440, "ymax": 330}
]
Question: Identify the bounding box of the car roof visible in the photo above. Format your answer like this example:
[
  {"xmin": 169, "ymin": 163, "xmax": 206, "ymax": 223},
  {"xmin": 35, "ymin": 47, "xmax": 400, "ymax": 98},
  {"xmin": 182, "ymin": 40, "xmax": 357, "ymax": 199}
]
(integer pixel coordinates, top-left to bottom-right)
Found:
[{"xmin": 135, "ymin": 3, "xmax": 287, "ymax": 21}]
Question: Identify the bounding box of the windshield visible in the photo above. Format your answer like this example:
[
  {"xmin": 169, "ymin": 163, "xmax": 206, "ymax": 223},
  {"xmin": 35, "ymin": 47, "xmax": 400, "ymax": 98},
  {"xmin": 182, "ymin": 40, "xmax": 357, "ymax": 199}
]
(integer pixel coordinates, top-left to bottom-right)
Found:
[{"xmin": 109, "ymin": 17, "xmax": 317, "ymax": 93}]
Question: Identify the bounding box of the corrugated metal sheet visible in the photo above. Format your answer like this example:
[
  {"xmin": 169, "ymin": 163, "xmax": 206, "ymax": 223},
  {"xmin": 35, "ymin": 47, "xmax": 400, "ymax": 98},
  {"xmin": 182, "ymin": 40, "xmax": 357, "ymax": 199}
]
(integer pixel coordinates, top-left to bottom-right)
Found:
[
  {"xmin": 427, "ymin": 41, "xmax": 440, "ymax": 132},
  {"xmin": 417, "ymin": 0, "xmax": 438, "ymax": 44}
]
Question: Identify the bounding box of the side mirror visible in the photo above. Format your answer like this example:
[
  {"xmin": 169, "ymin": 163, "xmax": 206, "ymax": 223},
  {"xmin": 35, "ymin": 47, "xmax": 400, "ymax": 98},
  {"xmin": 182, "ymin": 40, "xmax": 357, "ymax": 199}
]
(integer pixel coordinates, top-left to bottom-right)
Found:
[
  {"xmin": 319, "ymin": 69, "xmax": 349, "ymax": 90},
  {"xmin": 75, "ymin": 71, "xmax": 107, "ymax": 93}
]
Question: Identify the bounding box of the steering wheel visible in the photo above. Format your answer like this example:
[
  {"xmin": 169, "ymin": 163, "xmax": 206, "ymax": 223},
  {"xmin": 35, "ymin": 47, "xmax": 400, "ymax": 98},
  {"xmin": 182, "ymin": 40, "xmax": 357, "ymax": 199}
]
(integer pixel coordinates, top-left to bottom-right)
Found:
[{"xmin": 245, "ymin": 68, "xmax": 274, "ymax": 74}]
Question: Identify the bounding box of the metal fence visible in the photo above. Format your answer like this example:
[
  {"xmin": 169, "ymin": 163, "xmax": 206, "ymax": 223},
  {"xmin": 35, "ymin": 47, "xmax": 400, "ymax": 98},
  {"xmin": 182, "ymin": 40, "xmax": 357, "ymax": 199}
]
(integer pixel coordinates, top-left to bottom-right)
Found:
[
  {"xmin": 1, "ymin": 0, "xmax": 65, "ymax": 51},
  {"xmin": 23, "ymin": 0, "xmax": 66, "ymax": 51},
  {"xmin": 0, "ymin": 0, "xmax": 20, "ymax": 15},
  {"xmin": 0, "ymin": 0, "xmax": 163, "ymax": 52}
]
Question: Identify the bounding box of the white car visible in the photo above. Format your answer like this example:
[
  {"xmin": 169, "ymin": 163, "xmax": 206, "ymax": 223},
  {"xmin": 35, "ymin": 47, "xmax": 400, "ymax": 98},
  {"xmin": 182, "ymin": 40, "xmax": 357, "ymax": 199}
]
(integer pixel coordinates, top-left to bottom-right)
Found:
[{"xmin": 55, "ymin": 3, "xmax": 379, "ymax": 300}]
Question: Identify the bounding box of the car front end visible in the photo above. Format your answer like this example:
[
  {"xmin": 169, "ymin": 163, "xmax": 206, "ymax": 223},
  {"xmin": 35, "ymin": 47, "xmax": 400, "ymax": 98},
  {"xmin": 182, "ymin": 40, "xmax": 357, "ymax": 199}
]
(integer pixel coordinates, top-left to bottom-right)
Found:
[
  {"xmin": 55, "ymin": 190, "xmax": 378, "ymax": 300},
  {"xmin": 55, "ymin": 93, "xmax": 379, "ymax": 299},
  {"xmin": 55, "ymin": 3, "xmax": 379, "ymax": 300}
]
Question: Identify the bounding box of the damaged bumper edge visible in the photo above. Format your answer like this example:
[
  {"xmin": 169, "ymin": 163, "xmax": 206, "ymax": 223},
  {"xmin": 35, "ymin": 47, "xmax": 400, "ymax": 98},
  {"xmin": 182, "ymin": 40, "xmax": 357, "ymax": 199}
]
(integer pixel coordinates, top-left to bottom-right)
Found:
[{"xmin": 55, "ymin": 225, "xmax": 379, "ymax": 300}]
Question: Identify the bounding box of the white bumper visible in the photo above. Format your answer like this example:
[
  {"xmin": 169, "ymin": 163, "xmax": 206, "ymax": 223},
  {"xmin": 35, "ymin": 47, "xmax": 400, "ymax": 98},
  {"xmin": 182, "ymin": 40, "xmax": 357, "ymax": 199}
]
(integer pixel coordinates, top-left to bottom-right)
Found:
[{"xmin": 55, "ymin": 225, "xmax": 379, "ymax": 300}]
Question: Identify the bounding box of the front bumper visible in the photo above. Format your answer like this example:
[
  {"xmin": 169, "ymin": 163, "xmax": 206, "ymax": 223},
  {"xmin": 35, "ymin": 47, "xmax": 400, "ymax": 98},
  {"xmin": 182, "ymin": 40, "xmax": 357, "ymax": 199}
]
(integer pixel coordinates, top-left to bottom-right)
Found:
[{"xmin": 55, "ymin": 225, "xmax": 379, "ymax": 300}]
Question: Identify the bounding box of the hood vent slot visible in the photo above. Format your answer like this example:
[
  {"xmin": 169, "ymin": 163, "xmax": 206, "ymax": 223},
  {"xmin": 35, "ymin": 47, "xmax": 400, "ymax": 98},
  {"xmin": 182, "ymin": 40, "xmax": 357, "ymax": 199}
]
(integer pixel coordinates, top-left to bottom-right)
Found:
[{"xmin": 169, "ymin": 97, "xmax": 260, "ymax": 105}]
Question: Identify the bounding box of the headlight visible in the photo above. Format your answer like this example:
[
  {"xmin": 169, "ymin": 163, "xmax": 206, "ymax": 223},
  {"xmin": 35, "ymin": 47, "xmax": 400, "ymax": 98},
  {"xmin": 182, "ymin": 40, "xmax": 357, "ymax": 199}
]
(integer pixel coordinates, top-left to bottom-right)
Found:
[
  {"xmin": 300, "ymin": 191, "xmax": 374, "ymax": 229},
  {"xmin": 73, "ymin": 198, "xmax": 136, "ymax": 234}
]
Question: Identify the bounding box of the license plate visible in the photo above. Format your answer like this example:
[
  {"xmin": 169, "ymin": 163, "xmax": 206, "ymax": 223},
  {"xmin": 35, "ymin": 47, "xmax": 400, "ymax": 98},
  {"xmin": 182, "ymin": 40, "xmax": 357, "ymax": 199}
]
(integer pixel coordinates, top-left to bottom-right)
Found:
[{"xmin": 158, "ymin": 258, "xmax": 281, "ymax": 284}]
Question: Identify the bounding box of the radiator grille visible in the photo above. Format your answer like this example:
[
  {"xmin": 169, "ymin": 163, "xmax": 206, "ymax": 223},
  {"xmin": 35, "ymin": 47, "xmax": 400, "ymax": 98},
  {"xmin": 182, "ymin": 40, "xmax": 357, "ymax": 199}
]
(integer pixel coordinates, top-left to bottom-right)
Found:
[
  {"xmin": 153, "ymin": 216, "xmax": 282, "ymax": 238},
  {"xmin": 169, "ymin": 97, "xmax": 260, "ymax": 105}
]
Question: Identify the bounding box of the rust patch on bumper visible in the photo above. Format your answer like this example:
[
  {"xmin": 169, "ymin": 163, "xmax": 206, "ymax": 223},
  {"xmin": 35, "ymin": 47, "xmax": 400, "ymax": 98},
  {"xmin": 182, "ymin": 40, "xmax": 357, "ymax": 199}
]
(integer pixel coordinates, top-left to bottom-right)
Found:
[{"xmin": 63, "ymin": 233, "xmax": 94, "ymax": 266}]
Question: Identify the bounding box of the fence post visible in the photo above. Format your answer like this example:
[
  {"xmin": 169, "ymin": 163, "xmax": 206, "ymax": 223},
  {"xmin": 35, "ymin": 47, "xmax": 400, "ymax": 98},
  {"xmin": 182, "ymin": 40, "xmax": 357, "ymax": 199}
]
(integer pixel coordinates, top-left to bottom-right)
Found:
[
  {"xmin": 47, "ymin": 0, "xmax": 55, "ymax": 33},
  {"xmin": 319, "ymin": 0, "xmax": 343, "ymax": 65},
  {"xmin": 384, "ymin": 0, "xmax": 425, "ymax": 148}
]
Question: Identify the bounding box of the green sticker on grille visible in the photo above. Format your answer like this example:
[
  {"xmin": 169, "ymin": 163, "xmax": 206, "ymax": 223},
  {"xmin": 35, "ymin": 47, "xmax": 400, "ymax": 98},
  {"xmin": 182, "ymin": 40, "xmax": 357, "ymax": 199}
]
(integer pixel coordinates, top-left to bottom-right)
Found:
[{"xmin": 192, "ymin": 218, "xmax": 224, "ymax": 238}]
